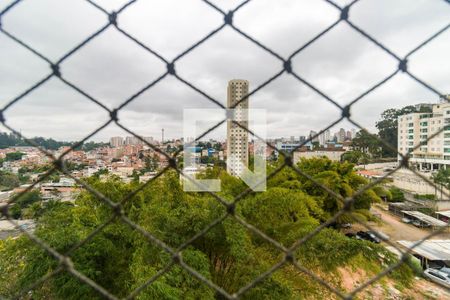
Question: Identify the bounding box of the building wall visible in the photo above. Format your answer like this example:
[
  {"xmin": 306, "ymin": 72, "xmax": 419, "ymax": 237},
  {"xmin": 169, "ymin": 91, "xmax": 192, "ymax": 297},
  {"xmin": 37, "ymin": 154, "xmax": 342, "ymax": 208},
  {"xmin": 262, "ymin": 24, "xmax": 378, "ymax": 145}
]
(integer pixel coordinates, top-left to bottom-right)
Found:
[
  {"xmin": 110, "ymin": 136, "xmax": 123, "ymax": 148},
  {"xmin": 390, "ymin": 168, "xmax": 450, "ymax": 204},
  {"xmin": 226, "ymin": 80, "xmax": 249, "ymax": 177},
  {"xmin": 398, "ymin": 102, "xmax": 450, "ymax": 170}
]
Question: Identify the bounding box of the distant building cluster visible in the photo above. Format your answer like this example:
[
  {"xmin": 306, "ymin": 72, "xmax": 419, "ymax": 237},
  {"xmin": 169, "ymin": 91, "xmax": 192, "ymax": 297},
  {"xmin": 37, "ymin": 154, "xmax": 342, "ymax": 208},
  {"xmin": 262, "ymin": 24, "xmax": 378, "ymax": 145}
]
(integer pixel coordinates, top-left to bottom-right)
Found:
[
  {"xmin": 109, "ymin": 136, "xmax": 154, "ymax": 147},
  {"xmin": 0, "ymin": 137, "xmax": 227, "ymax": 201},
  {"xmin": 308, "ymin": 127, "xmax": 356, "ymax": 145}
]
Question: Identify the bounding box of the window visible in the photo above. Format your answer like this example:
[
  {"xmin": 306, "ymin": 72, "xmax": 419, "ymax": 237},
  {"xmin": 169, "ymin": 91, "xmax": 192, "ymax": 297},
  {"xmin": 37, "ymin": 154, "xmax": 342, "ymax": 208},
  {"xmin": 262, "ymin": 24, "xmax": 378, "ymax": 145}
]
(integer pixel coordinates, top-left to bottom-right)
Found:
[
  {"xmin": 428, "ymin": 272, "xmax": 446, "ymax": 281},
  {"xmin": 408, "ymin": 123, "xmax": 414, "ymax": 127},
  {"xmin": 408, "ymin": 129, "xmax": 414, "ymax": 134},
  {"xmin": 420, "ymin": 122, "xmax": 428, "ymax": 126}
]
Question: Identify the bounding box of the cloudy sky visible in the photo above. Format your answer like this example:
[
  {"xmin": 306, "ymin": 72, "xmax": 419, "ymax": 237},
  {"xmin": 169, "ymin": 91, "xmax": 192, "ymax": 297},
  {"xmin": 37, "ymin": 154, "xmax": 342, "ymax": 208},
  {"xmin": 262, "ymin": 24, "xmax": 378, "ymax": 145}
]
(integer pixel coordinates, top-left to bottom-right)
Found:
[{"xmin": 0, "ymin": 0, "xmax": 449, "ymax": 142}]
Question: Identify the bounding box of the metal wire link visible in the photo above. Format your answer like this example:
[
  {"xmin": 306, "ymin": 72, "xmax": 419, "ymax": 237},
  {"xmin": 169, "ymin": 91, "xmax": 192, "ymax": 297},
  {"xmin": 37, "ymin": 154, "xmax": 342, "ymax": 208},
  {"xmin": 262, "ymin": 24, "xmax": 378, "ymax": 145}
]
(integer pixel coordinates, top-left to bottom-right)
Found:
[{"xmin": 1, "ymin": 0, "xmax": 449, "ymax": 299}]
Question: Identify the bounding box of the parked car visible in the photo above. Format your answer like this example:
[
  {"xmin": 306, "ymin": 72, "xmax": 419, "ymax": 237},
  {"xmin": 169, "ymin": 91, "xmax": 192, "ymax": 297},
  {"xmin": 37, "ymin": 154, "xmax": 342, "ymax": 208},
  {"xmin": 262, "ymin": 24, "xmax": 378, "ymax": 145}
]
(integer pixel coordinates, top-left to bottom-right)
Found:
[
  {"xmin": 423, "ymin": 268, "xmax": 450, "ymax": 288},
  {"xmin": 412, "ymin": 220, "xmax": 431, "ymax": 228},
  {"xmin": 345, "ymin": 232, "xmax": 362, "ymax": 240},
  {"xmin": 356, "ymin": 231, "xmax": 381, "ymax": 244},
  {"xmin": 401, "ymin": 217, "xmax": 412, "ymax": 224},
  {"xmin": 340, "ymin": 223, "xmax": 352, "ymax": 229},
  {"xmin": 439, "ymin": 267, "xmax": 450, "ymax": 276}
]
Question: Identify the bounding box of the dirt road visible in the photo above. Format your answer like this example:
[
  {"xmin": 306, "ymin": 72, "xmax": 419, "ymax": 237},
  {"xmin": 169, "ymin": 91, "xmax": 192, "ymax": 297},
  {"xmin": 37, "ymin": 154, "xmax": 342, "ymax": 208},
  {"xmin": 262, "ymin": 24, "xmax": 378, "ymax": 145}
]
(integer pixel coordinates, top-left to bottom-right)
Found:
[
  {"xmin": 370, "ymin": 206, "xmax": 450, "ymax": 241},
  {"xmin": 368, "ymin": 206, "xmax": 450, "ymax": 299}
]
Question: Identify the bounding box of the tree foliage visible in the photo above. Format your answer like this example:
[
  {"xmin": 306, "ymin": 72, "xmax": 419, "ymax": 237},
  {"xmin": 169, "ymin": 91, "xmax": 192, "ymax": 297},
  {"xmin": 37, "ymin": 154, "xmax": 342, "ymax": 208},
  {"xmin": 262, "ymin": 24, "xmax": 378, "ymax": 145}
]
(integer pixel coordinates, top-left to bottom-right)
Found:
[
  {"xmin": 8, "ymin": 190, "xmax": 42, "ymax": 219},
  {"xmin": 432, "ymin": 168, "xmax": 450, "ymax": 200},
  {"xmin": 341, "ymin": 150, "xmax": 370, "ymax": 165},
  {"xmin": 351, "ymin": 130, "xmax": 382, "ymax": 158},
  {"xmin": 0, "ymin": 132, "xmax": 106, "ymax": 150},
  {"xmin": 0, "ymin": 171, "xmax": 20, "ymax": 191},
  {"xmin": 375, "ymin": 105, "xmax": 417, "ymax": 157},
  {"xmin": 0, "ymin": 158, "xmax": 413, "ymax": 299},
  {"xmin": 389, "ymin": 187, "xmax": 405, "ymax": 202},
  {"xmin": 5, "ymin": 151, "xmax": 25, "ymax": 161}
]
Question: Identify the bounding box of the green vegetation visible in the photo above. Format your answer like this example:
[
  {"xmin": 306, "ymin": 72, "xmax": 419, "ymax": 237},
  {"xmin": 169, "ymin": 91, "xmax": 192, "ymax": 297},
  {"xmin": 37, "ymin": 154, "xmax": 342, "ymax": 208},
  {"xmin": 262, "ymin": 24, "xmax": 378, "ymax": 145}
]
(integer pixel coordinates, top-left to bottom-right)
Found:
[
  {"xmin": 375, "ymin": 105, "xmax": 430, "ymax": 157},
  {"xmin": 388, "ymin": 187, "xmax": 405, "ymax": 202},
  {"xmin": 373, "ymin": 186, "xmax": 392, "ymax": 202},
  {"xmin": 8, "ymin": 190, "xmax": 43, "ymax": 219},
  {"xmin": 0, "ymin": 132, "xmax": 106, "ymax": 150},
  {"xmin": 0, "ymin": 171, "xmax": 20, "ymax": 191},
  {"xmin": 349, "ymin": 105, "xmax": 431, "ymax": 159},
  {"xmin": 413, "ymin": 194, "xmax": 436, "ymax": 201},
  {"xmin": 351, "ymin": 131, "xmax": 381, "ymax": 159},
  {"xmin": 432, "ymin": 168, "xmax": 450, "ymax": 200},
  {"xmin": 0, "ymin": 158, "xmax": 414, "ymax": 299},
  {"xmin": 341, "ymin": 150, "xmax": 370, "ymax": 165},
  {"xmin": 5, "ymin": 151, "xmax": 25, "ymax": 161}
]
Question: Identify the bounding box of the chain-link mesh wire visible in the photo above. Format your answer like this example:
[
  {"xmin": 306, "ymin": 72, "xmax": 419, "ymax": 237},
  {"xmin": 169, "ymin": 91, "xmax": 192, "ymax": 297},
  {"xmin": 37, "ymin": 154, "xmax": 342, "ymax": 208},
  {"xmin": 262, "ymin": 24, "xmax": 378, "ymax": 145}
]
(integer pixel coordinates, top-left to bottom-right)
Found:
[{"xmin": 1, "ymin": 0, "xmax": 449, "ymax": 298}]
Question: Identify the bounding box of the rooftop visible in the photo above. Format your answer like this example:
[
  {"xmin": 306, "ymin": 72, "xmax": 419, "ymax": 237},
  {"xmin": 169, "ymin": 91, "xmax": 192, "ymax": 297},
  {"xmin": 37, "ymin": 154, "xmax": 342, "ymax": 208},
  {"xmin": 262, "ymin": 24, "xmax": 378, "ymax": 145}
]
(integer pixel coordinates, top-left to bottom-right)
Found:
[
  {"xmin": 398, "ymin": 240, "xmax": 450, "ymax": 261},
  {"xmin": 401, "ymin": 210, "xmax": 448, "ymax": 227}
]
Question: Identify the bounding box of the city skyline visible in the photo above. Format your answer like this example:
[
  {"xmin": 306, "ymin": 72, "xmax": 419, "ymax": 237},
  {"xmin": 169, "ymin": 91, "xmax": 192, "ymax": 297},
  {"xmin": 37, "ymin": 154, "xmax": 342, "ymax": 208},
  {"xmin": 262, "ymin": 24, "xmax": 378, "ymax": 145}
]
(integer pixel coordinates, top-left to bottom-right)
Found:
[{"xmin": 1, "ymin": 0, "xmax": 448, "ymax": 142}]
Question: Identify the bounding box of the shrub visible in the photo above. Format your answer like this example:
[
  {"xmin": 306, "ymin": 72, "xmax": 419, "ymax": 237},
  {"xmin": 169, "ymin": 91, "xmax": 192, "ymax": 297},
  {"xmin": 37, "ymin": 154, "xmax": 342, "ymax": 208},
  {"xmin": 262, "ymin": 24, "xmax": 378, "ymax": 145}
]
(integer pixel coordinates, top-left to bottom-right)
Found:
[{"xmin": 389, "ymin": 187, "xmax": 405, "ymax": 202}]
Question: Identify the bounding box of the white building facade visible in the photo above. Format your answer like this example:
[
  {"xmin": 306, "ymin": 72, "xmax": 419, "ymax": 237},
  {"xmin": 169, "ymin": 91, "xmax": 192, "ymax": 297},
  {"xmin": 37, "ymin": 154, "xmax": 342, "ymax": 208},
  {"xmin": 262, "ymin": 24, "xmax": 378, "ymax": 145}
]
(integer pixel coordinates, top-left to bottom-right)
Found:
[
  {"xmin": 109, "ymin": 136, "xmax": 123, "ymax": 148},
  {"xmin": 398, "ymin": 101, "xmax": 450, "ymax": 171}
]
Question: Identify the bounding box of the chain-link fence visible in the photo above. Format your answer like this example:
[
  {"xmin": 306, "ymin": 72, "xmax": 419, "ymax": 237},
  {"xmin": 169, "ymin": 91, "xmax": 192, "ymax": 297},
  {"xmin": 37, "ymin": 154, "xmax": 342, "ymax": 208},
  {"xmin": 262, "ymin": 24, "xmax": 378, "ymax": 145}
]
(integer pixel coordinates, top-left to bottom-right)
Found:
[{"xmin": 1, "ymin": 0, "xmax": 449, "ymax": 299}]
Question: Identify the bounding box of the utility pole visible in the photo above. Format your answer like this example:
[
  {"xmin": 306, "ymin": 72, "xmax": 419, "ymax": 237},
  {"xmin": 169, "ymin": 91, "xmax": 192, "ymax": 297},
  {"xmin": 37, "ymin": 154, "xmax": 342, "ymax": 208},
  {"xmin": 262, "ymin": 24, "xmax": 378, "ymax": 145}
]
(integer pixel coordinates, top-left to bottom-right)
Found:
[{"xmin": 161, "ymin": 128, "xmax": 164, "ymax": 144}]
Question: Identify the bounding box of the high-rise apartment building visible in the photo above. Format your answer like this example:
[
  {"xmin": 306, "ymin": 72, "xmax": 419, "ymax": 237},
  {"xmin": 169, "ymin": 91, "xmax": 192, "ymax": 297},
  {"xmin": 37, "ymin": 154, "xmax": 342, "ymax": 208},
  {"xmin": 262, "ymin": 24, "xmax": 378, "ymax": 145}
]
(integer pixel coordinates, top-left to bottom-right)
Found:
[
  {"xmin": 125, "ymin": 136, "xmax": 141, "ymax": 145},
  {"xmin": 318, "ymin": 132, "xmax": 326, "ymax": 145},
  {"xmin": 110, "ymin": 136, "xmax": 123, "ymax": 148},
  {"xmin": 324, "ymin": 129, "xmax": 331, "ymax": 142},
  {"xmin": 337, "ymin": 128, "xmax": 346, "ymax": 143},
  {"xmin": 346, "ymin": 130, "xmax": 352, "ymax": 140},
  {"xmin": 226, "ymin": 79, "xmax": 249, "ymax": 177},
  {"xmin": 309, "ymin": 130, "xmax": 319, "ymax": 143},
  {"xmin": 398, "ymin": 101, "xmax": 450, "ymax": 170}
]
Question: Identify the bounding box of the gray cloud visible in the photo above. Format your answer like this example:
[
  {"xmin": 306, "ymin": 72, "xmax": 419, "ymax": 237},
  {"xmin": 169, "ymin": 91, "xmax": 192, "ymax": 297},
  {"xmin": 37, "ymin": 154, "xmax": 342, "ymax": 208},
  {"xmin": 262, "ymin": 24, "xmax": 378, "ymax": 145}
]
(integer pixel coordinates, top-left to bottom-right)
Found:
[{"xmin": 0, "ymin": 0, "xmax": 449, "ymax": 142}]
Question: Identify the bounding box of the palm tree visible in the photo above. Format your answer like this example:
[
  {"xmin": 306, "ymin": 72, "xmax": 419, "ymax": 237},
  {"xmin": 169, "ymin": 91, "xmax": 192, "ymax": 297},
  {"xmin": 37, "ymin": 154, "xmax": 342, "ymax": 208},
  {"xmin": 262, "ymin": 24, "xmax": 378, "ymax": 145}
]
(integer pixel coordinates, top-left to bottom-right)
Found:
[{"xmin": 432, "ymin": 168, "xmax": 450, "ymax": 201}]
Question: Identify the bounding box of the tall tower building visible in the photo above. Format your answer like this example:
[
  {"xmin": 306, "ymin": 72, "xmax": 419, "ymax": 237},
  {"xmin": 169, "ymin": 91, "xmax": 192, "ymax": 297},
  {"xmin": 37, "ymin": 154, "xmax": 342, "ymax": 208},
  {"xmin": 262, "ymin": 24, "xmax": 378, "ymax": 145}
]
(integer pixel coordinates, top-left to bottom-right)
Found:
[
  {"xmin": 338, "ymin": 128, "xmax": 346, "ymax": 143},
  {"xmin": 227, "ymin": 79, "xmax": 249, "ymax": 177},
  {"xmin": 324, "ymin": 129, "xmax": 331, "ymax": 142}
]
